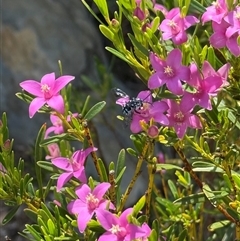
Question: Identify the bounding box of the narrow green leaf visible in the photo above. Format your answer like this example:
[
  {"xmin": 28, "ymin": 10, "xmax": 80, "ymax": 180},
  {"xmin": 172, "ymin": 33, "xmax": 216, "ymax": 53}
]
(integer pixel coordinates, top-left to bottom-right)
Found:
[
  {"xmin": 168, "ymin": 180, "xmax": 178, "ymax": 199},
  {"xmin": 133, "ymin": 195, "xmax": 146, "ymax": 215},
  {"xmin": 116, "ymin": 149, "xmax": 125, "ymax": 177},
  {"xmin": 35, "ymin": 124, "xmax": 47, "ymax": 198},
  {"xmin": 2, "ymin": 205, "xmax": 19, "ymax": 224},
  {"xmin": 105, "ymin": 47, "xmax": 133, "ymax": 65},
  {"xmin": 24, "ymin": 208, "xmax": 38, "ymax": 223},
  {"xmin": 208, "ymin": 220, "xmax": 230, "ymax": 231},
  {"xmin": 128, "ymin": 33, "xmax": 149, "ymax": 56},
  {"xmin": 84, "ymin": 101, "xmax": 106, "ymax": 121},
  {"xmin": 40, "ymin": 133, "xmax": 76, "ymax": 146},
  {"xmin": 148, "ymin": 229, "xmax": 158, "ymax": 241},
  {"xmin": 37, "ymin": 161, "xmax": 55, "ymax": 172},
  {"xmin": 178, "ymin": 229, "xmax": 187, "ymax": 241},
  {"xmin": 25, "ymin": 224, "xmax": 42, "ymax": 241},
  {"xmin": 189, "ymin": 0, "xmax": 206, "ymax": 14},
  {"xmin": 174, "ymin": 192, "xmax": 206, "ymax": 205},
  {"xmin": 99, "ymin": 25, "xmax": 114, "ymax": 41},
  {"xmin": 156, "ymin": 163, "xmax": 183, "ymax": 171},
  {"xmin": 93, "ymin": 0, "xmax": 109, "ymax": 21},
  {"xmin": 97, "ymin": 158, "xmax": 108, "ymax": 182}
]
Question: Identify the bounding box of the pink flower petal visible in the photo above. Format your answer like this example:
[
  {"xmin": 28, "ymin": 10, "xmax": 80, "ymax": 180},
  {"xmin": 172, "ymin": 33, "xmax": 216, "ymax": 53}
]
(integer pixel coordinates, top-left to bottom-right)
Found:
[
  {"xmin": 56, "ymin": 172, "xmax": 73, "ymax": 191},
  {"xmin": 93, "ymin": 182, "xmax": 111, "ymax": 199},
  {"xmin": 52, "ymin": 157, "xmax": 72, "ymax": 171},
  {"xmin": 148, "ymin": 72, "xmax": 165, "ymax": 89},
  {"xmin": 53, "ymin": 75, "xmax": 75, "ymax": 93},
  {"xmin": 46, "ymin": 95, "xmax": 65, "ymax": 113},
  {"xmin": 75, "ymin": 184, "xmax": 91, "ymax": 201},
  {"xmin": 98, "ymin": 233, "xmax": 118, "ymax": 241},
  {"xmin": 73, "ymin": 167, "xmax": 87, "ymax": 183},
  {"xmin": 29, "ymin": 97, "xmax": 46, "ymax": 118},
  {"xmin": 40, "ymin": 73, "xmax": 56, "ymax": 89},
  {"xmin": 20, "ymin": 80, "xmax": 42, "ymax": 97},
  {"xmin": 77, "ymin": 209, "xmax": 93, "ymax": 233},
  {"xmin": 67, "ymin": 199, "xmax": 86, "ymax": 214}
]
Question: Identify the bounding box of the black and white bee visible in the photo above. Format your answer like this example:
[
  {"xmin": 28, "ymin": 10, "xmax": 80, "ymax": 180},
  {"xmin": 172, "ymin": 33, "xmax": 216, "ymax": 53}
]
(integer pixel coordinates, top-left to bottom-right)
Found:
[
  {"xmin": 112, "ymin": 87, "xmax": 144, "ymax": 115},
  {"xmin": 112, "ymin": 88, "xmax": 148, "ymax": 125}
]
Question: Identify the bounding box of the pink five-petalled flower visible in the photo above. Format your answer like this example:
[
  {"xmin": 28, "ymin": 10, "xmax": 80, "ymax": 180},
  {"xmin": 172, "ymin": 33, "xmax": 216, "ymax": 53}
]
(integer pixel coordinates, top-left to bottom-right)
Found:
[
  {"xmin": 148, "ymin": 49, "xmax": 190, "ymax": 95},
  {"xmin": 184, "ymin": 61, "xmax": 228, "ymax": 110},
  {"xmin": 67, "ymin": 182, "xmax": 115, "ymax": 233},
  {"xmin": 159, "ymin": 7, "xmax": 199, "ymax": 45},
  {"xmin": 20, "ymin": 72, "xmax": 75, "ymax": 118},
  {"xmin": 51, "ymin": 147, "xmax": 97, "ymax": 191},
  {"xmin": 130, "ymin": 91, "xmax": 169, "ymax": 133},
  {"xmin": 97, "ymin": 208, "xmax": 148, "ymax": 241},
  {"xmin": 164, "ymin": 97, "xmax": 202, "ymax": 139},
  {"xmin": 115, "ymin": 90, "xmax": 169, "ymax": 133},
  {"xmin": 201, "ymin": 0, "xmax": 228, "ymax": 24}
]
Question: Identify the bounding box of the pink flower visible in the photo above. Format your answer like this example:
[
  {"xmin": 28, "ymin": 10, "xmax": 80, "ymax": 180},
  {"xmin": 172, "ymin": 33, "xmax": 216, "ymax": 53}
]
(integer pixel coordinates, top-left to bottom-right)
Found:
[
  {"xmin": 45, "ymin": 113, "xmax": 78, "ymax": 137},
  {"xmin": 97, "ymin": 208, "xmax": 147, "ymax": 241},
  {"xmin": 164, "ymin": 97, "xmax": 202, "ymax": 139},
  {"xmin": 19, "ymin": 73, "xmax": 74, "ymax": 118},
  {"xmin": 51, "ymin": 147, "xmax": 97, "ymax": 191},
  {"xmin": 67, "ymin": 182, "xmax": 115, "ymax": 233},
  {"xmin": 224, "ymin": 6, "xmax": 240, "ymax": 38},
  {"xmin": 115, "ymin": 90, "xmax": 169, "ymax": 133},
  {"xmin": 210, "ymin": 19, "xmax": 240, "ymax": 57},
  {"xmin": 184, "ymin": 61, "xmax": 227, "ymax": 110},
  {"xmin": 201, "ymin": 0, "xmax": 228, "ymax": 24},
  {"xmin": 0, "ymin": 163, "xmax": 7, "ymax": 175},
  {"xmin": 159, "ymin": 8, "xmax": 199, "ymax": 45},
  {"xmin": 130, "ymin": 91, "xmax": 169, "ymax": 133},
  {"xmin": 148, "ymin": 49, "xmax": 190, "ymax": 95},
  {"xmin": 46, "ymin": 143, "xmax": 61, "ymax": 160}
]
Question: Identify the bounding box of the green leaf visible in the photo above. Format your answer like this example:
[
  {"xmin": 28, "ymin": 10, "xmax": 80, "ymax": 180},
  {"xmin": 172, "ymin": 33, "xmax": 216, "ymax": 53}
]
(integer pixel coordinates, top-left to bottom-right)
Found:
[
  {"xmin": 37, "ymin": 161, "xmax": 55, "ymax": 172},
  {"xmin": 35, "ymin": 124, "xmax": 47, "ymax": 198},
  {"xmin": 99, "ymin": 25, "xmax": 114, "ymax": 41},
  {"xmin": 93, "ymin": 0, "xmax": 109, "ymax": 22},
  {"xmin": 128, "ymin": 33, "xmax": 149, "ymax": 57},
  {"xmin": 189, "ymin": 0, "xmax": 206, "ymax": 14},
  {"xmin": 133, "ymin": 195, "xmax": 146, "ymax": 215},
  {"xmin": 148, "ymin": 229, "xmax": 158, "ymax": 241},
  {"xmin": 178, "ymin": 229, "xmax": 187, "ymax": 241},
  {"xmin": 174, "ymin": 192, "xmax": 206, "ymax": 205},
  {"xmin": 25, "ymin": 224, "xmax": 42, "ymax": 241},
  {"xmin": 40, "ymin": 133, "xmax": 77, "ymax": 146},
  {"xmin": 97, "ymin": 158, "xmax": 108, "ymax": 182},
  {"xmin": 106, "ymin": 47, "xmax": 133, "ymax": 65},
  {"xmin": 192, "ymin": 161, "xmax": 224, "ymax": 173},
  {"xmin": 208, "ymin": 220, "xmax": 230, "ymax": 231},
  {"xmin": 116, "ymin": 149, "xmax": 126, "ymax": 177},
  {"xmin": 2, "ymin": 205, "xmax": 20, "ymax": 224},
  {"xmin": 156, "ymin": 163, "xmax": 183, "ymax": 171},
  {"xmin": 24, "ymin": 208, "xmax": 38, "ymax": 223},
  {"xmin": 84, "ymin": 101, "xmax": 106, "ymax": 121},
  {"xmin": 168, "ymin": 180, "xmax": 179, "ymax": 199},
  {"xmin": 207, "ymin": 46, "xmax": 216, "ymax": 68}
]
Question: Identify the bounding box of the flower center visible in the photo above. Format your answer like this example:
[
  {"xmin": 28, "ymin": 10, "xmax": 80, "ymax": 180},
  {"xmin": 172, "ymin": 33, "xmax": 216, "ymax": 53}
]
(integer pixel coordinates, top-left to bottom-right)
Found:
[
  {"xmin": 235, "ymin": 11, "xmax": 240, "ymax": 21},
  {"xmin": 86, "ymin": 193, "xmax": 99, "ymax": 210},
  {"xmin": 109, "ymin": 225, "xmax": 127, "ymax": 238},
  {"xmin": 174, "ymin": 111, "xmax": 184, "ymax": 123},
  {"xmin": 164, "ymin": 66, "xmax": 174, "ymax": 77},
  {"xmin": 138, "ymin": 103, "xmax": 150, "ymax": 117},
  {"xmin": 41, "ymin": 84, "xmax": 52, "ymax": 99},
  {"xmin": 41, "ymin": 84, "xmax": 50, "ymax": 93},
  {"xmin": 70, "ymin": 158, "xmax": 81, "ymax": 171},
  {"xmin": 168, "ymin": 20, "xmax": 179, "ymax": 34}
]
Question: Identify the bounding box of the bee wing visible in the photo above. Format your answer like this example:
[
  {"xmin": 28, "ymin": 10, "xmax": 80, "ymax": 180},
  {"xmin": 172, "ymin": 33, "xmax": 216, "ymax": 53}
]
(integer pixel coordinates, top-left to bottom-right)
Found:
[{"xmin": 112, "ymin": 88, "xmax": 129, "ymax": 98}]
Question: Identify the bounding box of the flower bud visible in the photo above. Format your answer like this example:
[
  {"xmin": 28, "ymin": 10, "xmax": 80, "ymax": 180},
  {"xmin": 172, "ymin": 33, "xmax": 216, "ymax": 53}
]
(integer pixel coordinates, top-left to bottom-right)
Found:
[{"xmin": 147, "ymin": 125, "xmax": 159, "ymax": 138}]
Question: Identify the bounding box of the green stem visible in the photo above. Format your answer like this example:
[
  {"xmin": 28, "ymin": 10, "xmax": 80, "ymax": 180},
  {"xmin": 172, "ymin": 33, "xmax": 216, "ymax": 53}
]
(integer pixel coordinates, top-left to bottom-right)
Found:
[{"xmin": 118, "ymin": 140, "xmax": 150, "ymax": 212}]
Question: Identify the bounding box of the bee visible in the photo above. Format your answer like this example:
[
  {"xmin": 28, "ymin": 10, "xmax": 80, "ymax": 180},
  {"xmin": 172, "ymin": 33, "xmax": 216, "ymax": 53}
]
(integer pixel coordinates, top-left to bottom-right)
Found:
[{"xmin": 112, "ymin": 88, "xmax": 145, "ymax": 125}]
